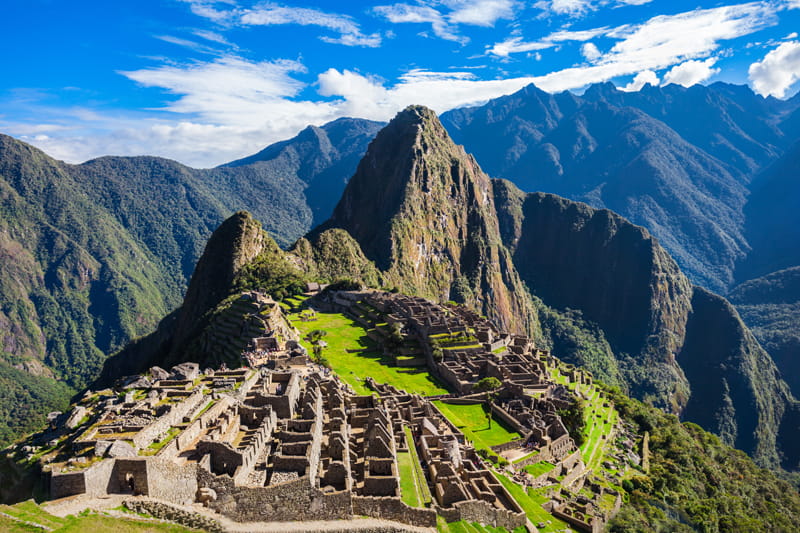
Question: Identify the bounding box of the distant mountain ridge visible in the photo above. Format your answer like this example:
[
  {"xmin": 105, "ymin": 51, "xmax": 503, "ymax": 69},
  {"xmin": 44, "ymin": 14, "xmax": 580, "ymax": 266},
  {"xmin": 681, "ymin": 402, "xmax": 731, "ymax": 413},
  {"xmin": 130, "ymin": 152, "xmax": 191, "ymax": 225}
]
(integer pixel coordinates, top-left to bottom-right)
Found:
[
  {"xmin": 0, "ymin": 117, "xmax": 380, "ymax": 445},
  {"xmin": 440, "ymin": 81, "xmax": 800, "ymax": 294}
]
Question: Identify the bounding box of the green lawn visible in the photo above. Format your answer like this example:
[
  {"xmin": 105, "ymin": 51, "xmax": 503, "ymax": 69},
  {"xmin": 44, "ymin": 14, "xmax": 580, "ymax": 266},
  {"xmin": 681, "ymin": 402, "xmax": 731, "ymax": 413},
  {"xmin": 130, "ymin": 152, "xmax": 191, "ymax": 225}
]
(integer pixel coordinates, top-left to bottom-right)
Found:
[
  {"xmin": 398, "ymin": 451, "xmax": 422, "ymax": 507},
  {"xmin": 495, "ymin": 475, "xmax": 573, "ymax": 533},
  {"xmin": 0, "ymin": 501, "xmax": 197, "ymax": 532},
  {"xmin": 432, "ymin": 402, "xmax": 519, "ymax": 452},
  {"xmin": 578, "ymin": 386, "xmax": 618, "ymax": 471},
  {"xmin": 289, "ymin": 309, "xmax": 448, "ymax": 396},
  {"xmin": 524, "ymin": 461, "xmax": 555, "ymax": 478}
]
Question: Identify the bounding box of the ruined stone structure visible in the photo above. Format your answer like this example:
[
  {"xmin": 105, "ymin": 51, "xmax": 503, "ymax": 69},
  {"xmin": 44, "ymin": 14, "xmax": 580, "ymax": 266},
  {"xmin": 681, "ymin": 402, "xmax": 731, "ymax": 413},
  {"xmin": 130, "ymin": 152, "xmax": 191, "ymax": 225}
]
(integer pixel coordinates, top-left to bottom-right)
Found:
[{"xmin": 40, "ymin": 289, "xmax": 632, "ymax": 532}]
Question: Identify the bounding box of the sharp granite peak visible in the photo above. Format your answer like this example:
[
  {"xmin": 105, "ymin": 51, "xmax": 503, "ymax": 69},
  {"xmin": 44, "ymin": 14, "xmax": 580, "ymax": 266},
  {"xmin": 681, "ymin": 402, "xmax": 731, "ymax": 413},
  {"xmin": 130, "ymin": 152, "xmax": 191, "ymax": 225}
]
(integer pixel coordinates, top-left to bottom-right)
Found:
[{"xmin": 312, "ymin": 105, "xmax": 538, "ymax": 336}]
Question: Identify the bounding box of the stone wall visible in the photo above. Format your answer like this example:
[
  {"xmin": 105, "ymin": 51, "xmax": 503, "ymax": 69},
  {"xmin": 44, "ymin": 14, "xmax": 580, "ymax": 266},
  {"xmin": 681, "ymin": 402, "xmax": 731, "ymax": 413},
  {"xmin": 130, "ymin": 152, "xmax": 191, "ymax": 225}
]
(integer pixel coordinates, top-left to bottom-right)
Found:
[
  {"xmin": 489, "ymin": 439, "xmax": 526, "ymax": 454},
  {"xmin": 147, "ymin": 458, "xmax": 198, "ymax": 505},
  {"xmin": 490, "ymin": 404, "xmax": 529, "ymax": 434},
  {"xmin": 352, "ymin": 496, "xmax": 437, "ymax": 528},
  {"xmin": 50, "ymin": 470, "xmax": 86, "ymax": 499},
  {"xmin": 83, "ymin": 457, "xmax": 118, "ymax": 496},
  {"xmin": 123, "ymin": 499, "xmax": 225, "ymax": 533},
  {"xmin": 198, "ymin": 469, "xmax": 352, "ymax": 522},
  {"xmin": 133, "ymin": 391, "xmax": 205, "ymax": 449},
  {"xmin": 436, "ymin": 499, "xmax": 526, "ymax": 531}
]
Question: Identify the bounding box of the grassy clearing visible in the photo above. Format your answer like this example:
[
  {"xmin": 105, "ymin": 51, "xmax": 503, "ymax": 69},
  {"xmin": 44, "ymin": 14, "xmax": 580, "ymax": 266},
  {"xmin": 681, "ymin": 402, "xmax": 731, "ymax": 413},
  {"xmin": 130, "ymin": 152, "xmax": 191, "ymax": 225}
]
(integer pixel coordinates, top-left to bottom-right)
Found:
[
  {"xmin": 495, "ymin": 475, "xmax": 572, "ymax": 533},
  {"xmin": 0, "ymin": 501, "xmax": 197, "ymax": 532},
  {"xmin": 289, "ymin": 310, "xmax": 448, "ymax": 396},
  {"xmin": 404, "ymin": 426, "xmax": 432, "ymax": 505},
  {"xmin": 398, "ymin": 451, "xmax": 422, "ymax": 507},
  {"xmin": 432, "ymin": 402, "xmax": 519, "ymax": 452},
  {"xmin": 524, "ymin": 461, "xmax": 555, "ymax": 478}
]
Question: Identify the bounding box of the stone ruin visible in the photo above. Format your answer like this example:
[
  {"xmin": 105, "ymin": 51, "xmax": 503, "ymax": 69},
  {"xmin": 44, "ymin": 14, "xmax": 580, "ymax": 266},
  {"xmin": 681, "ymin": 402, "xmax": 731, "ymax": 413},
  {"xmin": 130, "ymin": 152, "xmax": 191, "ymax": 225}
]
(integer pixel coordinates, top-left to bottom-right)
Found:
[{"xmin": 37, "ymin": 288, "xmax": 633, "ymax": 532}]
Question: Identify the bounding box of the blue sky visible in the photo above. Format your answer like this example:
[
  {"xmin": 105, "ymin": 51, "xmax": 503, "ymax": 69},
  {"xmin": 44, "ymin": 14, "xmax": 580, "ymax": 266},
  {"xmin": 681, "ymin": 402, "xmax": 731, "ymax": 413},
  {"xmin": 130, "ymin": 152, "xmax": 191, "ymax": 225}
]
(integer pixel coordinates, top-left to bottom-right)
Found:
[{"xmin": 2, "ymin": 0, "xmax": 799, "ymax": 167}]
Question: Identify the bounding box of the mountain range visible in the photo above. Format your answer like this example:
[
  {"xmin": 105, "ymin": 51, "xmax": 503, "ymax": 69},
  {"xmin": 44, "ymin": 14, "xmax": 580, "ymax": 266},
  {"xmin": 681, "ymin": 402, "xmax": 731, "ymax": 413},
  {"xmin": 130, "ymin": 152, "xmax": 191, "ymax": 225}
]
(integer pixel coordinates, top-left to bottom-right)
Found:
[{"xmin": 0, "ymin": 82, "xmax": 798, "ymax": 475}]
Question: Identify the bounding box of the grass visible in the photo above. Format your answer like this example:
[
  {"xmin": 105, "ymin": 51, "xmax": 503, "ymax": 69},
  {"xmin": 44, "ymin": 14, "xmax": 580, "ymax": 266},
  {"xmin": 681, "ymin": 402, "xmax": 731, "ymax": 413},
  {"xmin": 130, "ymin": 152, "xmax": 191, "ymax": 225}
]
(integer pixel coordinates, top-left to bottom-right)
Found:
[
  {"xmin": 289, "ymin": 309, "xmax": 448, "ymax": 396},
  {"xmin": 404, "ymin": 426, "xmax": 432, "ymax": 505},
  {"xmin": 524, "ymin": 461, "xmax": 555, "ymax": 478},
  {"xmin": 495, "ymin": 474, "xmax": 572, "ymax": 533},
  {"xmin": 436, "ymin": 517, "xmax": 527, "ymax": 533},
  {"xmin": 0, "ymin": 501, "xmax": 197, "ymax": 532},
  {"xmin": 432, "ymin": 402, "xmax": 519, "ymax": 452},
  {"xmin": 398, "ymin": 452, "xmax": 422, "ymax": 507}
]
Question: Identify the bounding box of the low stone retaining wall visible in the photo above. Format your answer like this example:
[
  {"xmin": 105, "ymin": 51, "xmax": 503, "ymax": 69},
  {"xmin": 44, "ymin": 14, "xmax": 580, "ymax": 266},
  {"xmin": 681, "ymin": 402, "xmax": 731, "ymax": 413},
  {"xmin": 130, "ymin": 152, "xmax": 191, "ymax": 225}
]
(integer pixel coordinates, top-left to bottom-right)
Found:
[{"xmin": 124, "ymin": 499, "xmax": 225, "ymax": 533}]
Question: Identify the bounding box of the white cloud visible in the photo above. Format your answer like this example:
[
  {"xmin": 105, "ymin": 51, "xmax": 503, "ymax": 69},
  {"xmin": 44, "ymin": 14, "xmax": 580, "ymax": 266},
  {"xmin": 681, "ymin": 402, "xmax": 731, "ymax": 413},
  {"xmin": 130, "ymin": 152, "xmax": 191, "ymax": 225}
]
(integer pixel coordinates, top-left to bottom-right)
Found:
[
  {"xmin": 749, "ymin": 40, "xmax": 800, "ymax": 97},
  {"xmin": 487, "ymin": 26, "xmax": 607, "ymax": 57},
  {"xmin": 662, "ymin": 58, "xmax": 720, "ymax": 87},
  {"xmin": 182, "ymin": 1, "xmax": 381, "ymax": 47},
  {"xmin": 373, "ymin": 4, "xmax": 461, "ymax": 42},
  {"xmin": 375, "ymin": 0, "xmax": 517, "ymax": 42},
  {"xmin": 535, "ymin": 0, "xmax": 652, "ymax": 16},
  {"xmin": 487, "ymin": 36, "xmax": 555, "ymax": 56},
  {"xmin": 446, "ymin": 0, "xmax": 517, "ymax": 26},
  {"xmin": 493, "ymin": 2, "xmax": 776, "ymax": 89},
  {"xmin": 621, "ymin": 70, "xmax": 659, "ymax": 91},
  {"xmin": 535, "ymin": 0, "xmax": 594, "ymax": 16},
  {"xmin": 581, "ymin": 42, "xmax": 601, "ymax": 61}
]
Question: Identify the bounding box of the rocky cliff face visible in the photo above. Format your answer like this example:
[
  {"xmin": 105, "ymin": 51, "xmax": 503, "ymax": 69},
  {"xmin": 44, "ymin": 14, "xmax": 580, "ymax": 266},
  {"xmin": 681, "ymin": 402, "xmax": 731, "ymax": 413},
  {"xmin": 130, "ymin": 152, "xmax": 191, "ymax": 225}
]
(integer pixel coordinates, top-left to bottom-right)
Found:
[
  {"xmin": 679, "ymin": 287, "xmax": 796, "ymax": 468},
  {"xmin": 498, "ymin": 189, "xmax": 694, "ymax": 412},
  {"xmin": 441, "ymin": 82, "xmax": 800, "ymax": 294},
  {"xmin": 315, "ymin": 106, "xmax": 538, "ymax": 335}
]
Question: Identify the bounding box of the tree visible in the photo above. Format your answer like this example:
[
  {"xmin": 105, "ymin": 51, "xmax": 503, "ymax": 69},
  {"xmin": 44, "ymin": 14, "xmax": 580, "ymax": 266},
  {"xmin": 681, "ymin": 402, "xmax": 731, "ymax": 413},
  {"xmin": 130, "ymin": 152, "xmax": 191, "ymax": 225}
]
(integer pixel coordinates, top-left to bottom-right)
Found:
[
  {"xmin": 307, "ymin": 329, "xmax": 327, "ymax": 344},
  {"xmin": 474, "ymin": 377, "xmax": 502, "ymax": 429}
]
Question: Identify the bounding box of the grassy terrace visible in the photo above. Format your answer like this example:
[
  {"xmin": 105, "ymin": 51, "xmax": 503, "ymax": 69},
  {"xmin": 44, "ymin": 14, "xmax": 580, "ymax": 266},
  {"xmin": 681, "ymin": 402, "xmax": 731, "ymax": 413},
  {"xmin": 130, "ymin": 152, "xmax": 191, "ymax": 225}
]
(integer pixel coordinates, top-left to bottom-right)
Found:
[
  {"xmin": 495, "ymin": 475, "xmax": 572, "ymax": 533},
  {"xmin": 288, "ymin": 306, "xmax": 448, "ymax": 396},
  {"xmin": 579, "ymin": 387, "xmax": 617, "ymax": 472},
  {"xmin": 437, "ymin": 516, "xmax": 526, "ymax": 533},
  {"xmin": 432, "ymin": 402, "xmax": 519, "ymax": 453},
  {"xmin": 0, "ymin": 500, "xmax": 196, "ymax": 532}
]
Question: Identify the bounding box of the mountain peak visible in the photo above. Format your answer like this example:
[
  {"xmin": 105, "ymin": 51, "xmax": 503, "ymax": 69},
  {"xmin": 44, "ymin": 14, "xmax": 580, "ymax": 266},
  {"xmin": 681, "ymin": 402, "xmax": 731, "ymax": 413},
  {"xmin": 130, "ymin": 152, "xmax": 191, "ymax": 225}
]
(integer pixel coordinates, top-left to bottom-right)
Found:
[{"xmin": 314, "ymin": 104, "xmax": 537, "ymax": 334}]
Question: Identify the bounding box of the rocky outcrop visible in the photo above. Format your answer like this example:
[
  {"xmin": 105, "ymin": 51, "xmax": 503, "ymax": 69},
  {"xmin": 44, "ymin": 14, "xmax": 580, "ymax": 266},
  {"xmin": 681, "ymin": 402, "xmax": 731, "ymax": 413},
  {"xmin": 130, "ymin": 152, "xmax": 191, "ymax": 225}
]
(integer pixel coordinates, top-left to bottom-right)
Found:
[
  {"xmin": 291, "ymin": 228, "xmax": 383, "ymax": 288},
  {"xmin": 679, "ymin": 287, "xmax": 795, "ymax": 468},
  {"xmin": 501, "ymin": 189, "xmax": 694, "ymax": 413},
  {"xmin": 168, "ymin": 211, "xmax": 265, "ymax": 360},
  {"xmin": 314, "ymin": 105, "xmax": 538, "ymax": 335}
]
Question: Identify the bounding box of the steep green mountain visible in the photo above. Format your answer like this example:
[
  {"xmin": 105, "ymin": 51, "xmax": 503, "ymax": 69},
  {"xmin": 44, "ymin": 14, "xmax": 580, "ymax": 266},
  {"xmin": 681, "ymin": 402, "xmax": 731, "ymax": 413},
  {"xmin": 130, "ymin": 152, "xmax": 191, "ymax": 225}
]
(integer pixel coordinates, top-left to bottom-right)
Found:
[
  {"xmin": 730, "ymin": 267, "xmax": 800, "ymax": 400},
  {"xmin": 0, "ymin": 117, "xmax": 378, "ymax": 445},
  {"xmin": 299, "ymin": 106, "xmax": 797, "ymax": 469},
  {"xmin": 313, "ymin": 105, "xmax": 539, "ymax": 336},
  {"xmin": 490, "ymin": 183, "xmax": 796, "ymax": 468},
  {"xmin": 738, "ymin": 140, "xmax": 800, "ymax": 282},
  {"xmin": 440, "ymin": 82, "xmax": 800, "ymax": 294},
  {"xmin": 605, "ymin": 385, "xmax": 800, "ymax": 531},
  {"xmin": 99, "ymin": 211, "xmax": 310, "ymax": 379},
  {"xmin": 224, "ymin": 117, "xmax": 384, "ymax": 228},
  {"xmin": 494, "ymin": 186, "xmax": 693, "ymax": 412}
]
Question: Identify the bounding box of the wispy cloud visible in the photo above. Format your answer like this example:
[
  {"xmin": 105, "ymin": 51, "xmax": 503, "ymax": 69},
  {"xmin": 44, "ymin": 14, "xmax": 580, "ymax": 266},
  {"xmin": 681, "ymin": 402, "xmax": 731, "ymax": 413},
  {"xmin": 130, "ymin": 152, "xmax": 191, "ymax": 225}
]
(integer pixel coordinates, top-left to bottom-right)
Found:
[
  {"xmin": 487, "ymin": 26, "xmax": 607, "ymax": 56},
  {"xmin": 749, "ymin": 40, "xmax": 800, "ymax": 97},
  {"xmin": 375, "ymin": 0, "xmax": 518, "ymax": 43},
  {"xmin": 182, "ymin": 1, "xmax": 382, "ymax": 47},
  {"xmin": 534, "ymin": 0, "xmax": 653, "ymax": 17}
]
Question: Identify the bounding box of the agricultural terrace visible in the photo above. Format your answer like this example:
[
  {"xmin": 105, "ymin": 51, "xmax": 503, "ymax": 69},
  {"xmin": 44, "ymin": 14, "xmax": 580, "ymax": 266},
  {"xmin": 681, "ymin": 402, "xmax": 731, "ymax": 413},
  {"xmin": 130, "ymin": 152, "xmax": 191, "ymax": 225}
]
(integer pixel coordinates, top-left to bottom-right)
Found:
[
  {"xmin": 287, "ymin": 303, "xmax": 448, "ymax": 396},
  {"xmin": 0, "ymin": 500, "xmax": 195, "ymax": 533},
  {"xmin": 432, "ymin": 401, "xmax": 520, "ymax": 453}
]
